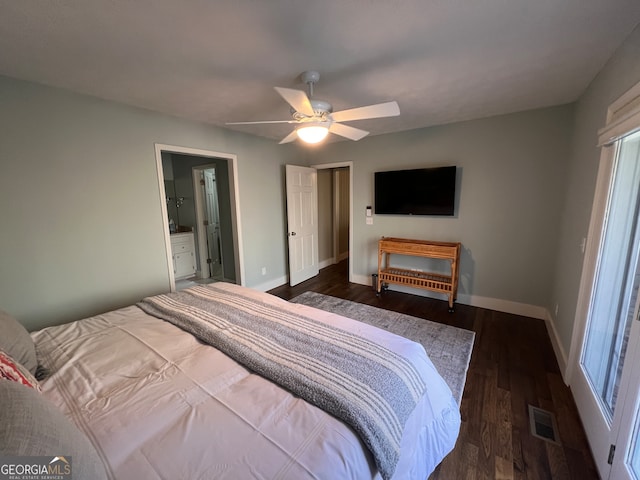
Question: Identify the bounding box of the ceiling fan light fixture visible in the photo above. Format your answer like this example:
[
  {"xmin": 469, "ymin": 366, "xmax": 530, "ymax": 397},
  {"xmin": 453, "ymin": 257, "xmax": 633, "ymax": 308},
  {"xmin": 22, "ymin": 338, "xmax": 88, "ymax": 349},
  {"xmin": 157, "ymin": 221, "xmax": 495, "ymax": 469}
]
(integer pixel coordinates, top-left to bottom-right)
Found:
[
  {"xmin": 296, "ymin": 125, "xmax": 329, "ymax": 144},
  {"xmin": 229, "ymin": 71, "xmax": 400, "ymax": 145}
]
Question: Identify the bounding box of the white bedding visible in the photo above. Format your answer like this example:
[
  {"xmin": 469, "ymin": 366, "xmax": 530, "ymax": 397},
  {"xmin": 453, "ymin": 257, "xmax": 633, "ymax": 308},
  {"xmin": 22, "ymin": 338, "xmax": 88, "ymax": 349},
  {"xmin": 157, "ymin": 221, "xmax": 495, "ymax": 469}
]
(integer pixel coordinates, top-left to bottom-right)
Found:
[{"xmin": 32, "ymin": 284, "xmax": 460, "ymax": 480}]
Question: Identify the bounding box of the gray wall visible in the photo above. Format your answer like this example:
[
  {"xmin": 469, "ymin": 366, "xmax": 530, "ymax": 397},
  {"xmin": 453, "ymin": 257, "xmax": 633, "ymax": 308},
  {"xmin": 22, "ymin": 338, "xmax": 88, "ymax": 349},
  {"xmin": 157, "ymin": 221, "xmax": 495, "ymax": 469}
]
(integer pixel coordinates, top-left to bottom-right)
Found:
[
  {"xmin": 0, "ymin": 75, "xmax": 301, "ymax": 330},
  {"xmin": 552, "ymin": 25, "xmax": 640, "ymax": 356},
  {"xmin": 311, "ymin": 105, "xmax": 574, "ymax": 309}
]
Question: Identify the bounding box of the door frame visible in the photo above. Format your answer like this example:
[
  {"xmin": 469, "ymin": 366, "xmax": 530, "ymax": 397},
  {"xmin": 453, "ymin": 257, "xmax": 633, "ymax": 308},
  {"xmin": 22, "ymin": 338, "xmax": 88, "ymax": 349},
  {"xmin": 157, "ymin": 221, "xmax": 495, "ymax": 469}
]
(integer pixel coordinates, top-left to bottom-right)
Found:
[
  {"xmin": 312, "ymin": 161, "xmax": 354, "ymax": 283},
  {"xmin": 566, "ymin": 142, "xmax": 620, "ymax": 475},
  {"xmin": 154, "ymin": 144, "xmax": 244, "ymax": 291},
  {"xmin": 567, "ymin": 79, "xmax": 640, "ymax": 477}
]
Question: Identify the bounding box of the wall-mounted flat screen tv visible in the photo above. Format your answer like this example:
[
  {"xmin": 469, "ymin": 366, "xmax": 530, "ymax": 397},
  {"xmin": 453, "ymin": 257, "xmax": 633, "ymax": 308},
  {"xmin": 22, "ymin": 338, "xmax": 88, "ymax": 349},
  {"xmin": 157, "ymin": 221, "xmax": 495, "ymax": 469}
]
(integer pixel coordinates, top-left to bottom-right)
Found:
[{"xmin": 374, "ymin": 166, "xmax": 456, "ymax": 216}]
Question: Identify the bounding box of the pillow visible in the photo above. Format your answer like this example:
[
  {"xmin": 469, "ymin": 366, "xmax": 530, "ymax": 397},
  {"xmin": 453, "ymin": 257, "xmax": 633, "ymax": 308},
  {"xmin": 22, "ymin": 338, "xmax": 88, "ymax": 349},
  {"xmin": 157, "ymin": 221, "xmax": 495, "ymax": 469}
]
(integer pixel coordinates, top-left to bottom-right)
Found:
[
  {"xmin": 0, "ymin": 309, "xmax": 38, "ymax": 374},
  {"xmin": 0, "ymin": 350, "xmax": 40, "ymax": 390},
  {"xmin": 0, "ymin": 381, "xmax": 108, "ymax": 480}
]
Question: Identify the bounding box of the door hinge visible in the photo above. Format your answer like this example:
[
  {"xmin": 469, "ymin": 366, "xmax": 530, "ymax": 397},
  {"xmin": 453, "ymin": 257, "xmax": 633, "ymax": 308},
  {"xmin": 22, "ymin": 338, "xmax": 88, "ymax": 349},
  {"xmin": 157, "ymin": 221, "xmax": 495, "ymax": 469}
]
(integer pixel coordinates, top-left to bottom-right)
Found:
[
  {"xmin": 200, "ymin": 179, "xmax": 205, "ymax": 186},
  {"xmin": 608, "ymin": 444, "xmax": 616, "ymax": 464},
  {"xmin": 206, "ymin": 258, "xmax": 212, "ymax": 264},
  {"xmin": 203, "ymin": 220, "xmax": 209, "ymax": 226}
]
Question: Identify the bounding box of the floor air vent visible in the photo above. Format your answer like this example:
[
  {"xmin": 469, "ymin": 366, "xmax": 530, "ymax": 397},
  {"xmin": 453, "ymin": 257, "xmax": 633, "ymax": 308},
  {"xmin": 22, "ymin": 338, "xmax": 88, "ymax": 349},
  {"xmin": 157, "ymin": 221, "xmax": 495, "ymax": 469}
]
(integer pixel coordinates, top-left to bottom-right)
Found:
[{"xmin": 528, "ymin": 405, "xmax": 561, "ymax": 445}]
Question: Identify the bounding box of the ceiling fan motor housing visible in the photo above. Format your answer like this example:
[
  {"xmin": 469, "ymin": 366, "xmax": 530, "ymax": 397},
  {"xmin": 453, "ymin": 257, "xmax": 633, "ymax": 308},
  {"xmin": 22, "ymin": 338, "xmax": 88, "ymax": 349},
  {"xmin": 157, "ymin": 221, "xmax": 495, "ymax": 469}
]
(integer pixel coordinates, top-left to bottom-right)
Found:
[{"xmin": 291, "ymin": 99, "xmax": 333, "ymax": 120}]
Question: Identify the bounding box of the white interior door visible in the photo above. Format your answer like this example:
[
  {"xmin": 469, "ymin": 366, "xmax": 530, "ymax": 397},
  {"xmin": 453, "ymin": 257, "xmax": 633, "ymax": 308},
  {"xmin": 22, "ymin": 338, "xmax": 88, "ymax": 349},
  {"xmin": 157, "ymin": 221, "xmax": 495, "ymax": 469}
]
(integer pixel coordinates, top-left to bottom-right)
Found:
[
  {"xmin": 609, "ymin": 295, "xmax": 640, "ymax": 480},
  {"xmin": 286, "ymin": 165, "xmax": 319, "ymax": 286},
  {"xmin": 570, "ymin": 131, "xmax": 640, "ymax": 478},
  {"xmin": 204, "ymin": 169, "xmax": 223, "ymax": 279}
]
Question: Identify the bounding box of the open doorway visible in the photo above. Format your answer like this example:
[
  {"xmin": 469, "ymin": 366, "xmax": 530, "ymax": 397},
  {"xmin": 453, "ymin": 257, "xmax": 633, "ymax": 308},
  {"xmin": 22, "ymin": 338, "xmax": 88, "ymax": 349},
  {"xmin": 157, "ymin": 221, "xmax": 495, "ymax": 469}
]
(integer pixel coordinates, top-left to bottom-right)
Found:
[
  {"xmin": 155, "ymin": 144, "xmax": 244, "ymax": 291},
  {"xmin": 313, "ymin": 162, "xmax": 352, "ymax": 281},
  {"xmin": 193, "ymin": 165, "xmax": 225, "ymax": 282}
]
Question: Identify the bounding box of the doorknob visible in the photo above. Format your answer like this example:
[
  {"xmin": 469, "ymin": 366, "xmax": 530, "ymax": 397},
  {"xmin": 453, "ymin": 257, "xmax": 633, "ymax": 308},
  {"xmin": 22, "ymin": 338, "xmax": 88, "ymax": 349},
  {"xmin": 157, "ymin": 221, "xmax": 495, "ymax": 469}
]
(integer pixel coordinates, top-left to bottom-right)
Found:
[{"xmin": 290, "ymin": 232, "xmax": 296, "ymax": 236}]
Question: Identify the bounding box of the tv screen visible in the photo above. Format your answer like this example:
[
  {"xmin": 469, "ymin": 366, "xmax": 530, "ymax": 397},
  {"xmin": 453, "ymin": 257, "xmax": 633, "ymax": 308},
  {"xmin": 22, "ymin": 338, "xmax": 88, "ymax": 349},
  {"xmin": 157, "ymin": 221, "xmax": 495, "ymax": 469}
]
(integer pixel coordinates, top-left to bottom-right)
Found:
[{"xmin": 374, "ymin": 166, "xmax": 456, "ymax": 216}]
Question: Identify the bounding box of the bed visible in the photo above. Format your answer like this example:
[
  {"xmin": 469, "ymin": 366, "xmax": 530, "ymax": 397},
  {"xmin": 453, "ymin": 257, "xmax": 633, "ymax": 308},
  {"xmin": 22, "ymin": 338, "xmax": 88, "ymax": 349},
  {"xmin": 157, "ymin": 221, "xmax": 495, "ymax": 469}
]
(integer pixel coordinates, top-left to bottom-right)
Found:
[{"xmin": 3, "ymin": 282, "xmax": 460, "ymax": 479}]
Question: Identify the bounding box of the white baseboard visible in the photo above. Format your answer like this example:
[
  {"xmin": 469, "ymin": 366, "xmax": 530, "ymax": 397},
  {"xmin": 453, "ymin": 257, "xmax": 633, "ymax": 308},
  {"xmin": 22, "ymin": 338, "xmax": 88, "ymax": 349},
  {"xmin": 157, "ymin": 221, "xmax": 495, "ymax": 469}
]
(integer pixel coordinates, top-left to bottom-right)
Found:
[
  {"xmin": 353, "ymin": 274, "xmax": 568, "ymax": 381},
  {"xmin": 318, "ymin": 258, "xmax": 334, "ymax": 270},
  {"xmin": 544, "ymin": 312, "xmax": 569, "ymax": 383},
  {"xmin": 319, "ymin": 254, "xmax": 348, "ymax": 270},
  {"xmin": 353, "ymin": 273, "xmax": 375, "ymax": 285},
  {"xmin": 354, "ymin": 274, "xmax": 545, "ymax": 317},
  {"xmin": 459, "ymin": 294, "xmax": 548, "ymax": 320},
  {"xmin": 251, "ymin": 275, "xmax": 289, "ymax": 292}
]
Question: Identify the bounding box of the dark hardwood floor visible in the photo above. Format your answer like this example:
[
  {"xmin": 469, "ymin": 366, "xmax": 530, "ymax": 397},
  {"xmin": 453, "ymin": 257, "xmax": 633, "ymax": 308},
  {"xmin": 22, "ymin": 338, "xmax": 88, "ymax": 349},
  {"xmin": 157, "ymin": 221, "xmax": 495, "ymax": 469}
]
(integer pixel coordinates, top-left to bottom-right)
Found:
[{"xmin": 268, "ymin": 260, "xmax": 599, "ymax": 480}]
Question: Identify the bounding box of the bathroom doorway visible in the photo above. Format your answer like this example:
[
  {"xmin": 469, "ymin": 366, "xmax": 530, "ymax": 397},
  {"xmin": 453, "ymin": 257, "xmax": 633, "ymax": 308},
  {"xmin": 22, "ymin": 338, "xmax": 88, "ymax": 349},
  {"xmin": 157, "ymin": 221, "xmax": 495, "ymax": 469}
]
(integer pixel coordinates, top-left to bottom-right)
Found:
[{"xmin": 155, "ymin": 144, "xmax": 243, "ymax": 291}]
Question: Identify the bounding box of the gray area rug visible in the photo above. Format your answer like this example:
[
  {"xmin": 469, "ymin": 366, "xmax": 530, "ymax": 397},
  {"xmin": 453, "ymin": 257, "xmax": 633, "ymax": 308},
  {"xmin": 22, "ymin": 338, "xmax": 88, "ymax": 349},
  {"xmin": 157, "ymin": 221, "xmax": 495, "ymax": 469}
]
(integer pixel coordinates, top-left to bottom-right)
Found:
[{"xmin": 290, "ymin": 292, "xmax": 475, "ymax": 405}]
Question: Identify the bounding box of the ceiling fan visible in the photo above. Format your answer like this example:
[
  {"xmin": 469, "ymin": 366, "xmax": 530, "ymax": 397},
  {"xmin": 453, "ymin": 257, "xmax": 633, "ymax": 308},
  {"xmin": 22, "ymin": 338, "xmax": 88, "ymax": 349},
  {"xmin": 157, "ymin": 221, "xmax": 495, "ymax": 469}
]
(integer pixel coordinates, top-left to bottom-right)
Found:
[{"xmin": 226, "ymin": 71, "xmax": 400, "ymax": 144}]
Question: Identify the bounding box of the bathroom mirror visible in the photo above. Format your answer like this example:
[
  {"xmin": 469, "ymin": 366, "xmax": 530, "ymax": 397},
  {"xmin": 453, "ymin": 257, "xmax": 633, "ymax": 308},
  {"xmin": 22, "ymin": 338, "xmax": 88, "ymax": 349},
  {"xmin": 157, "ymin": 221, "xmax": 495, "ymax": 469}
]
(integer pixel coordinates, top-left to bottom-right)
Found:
[{"xmin": 164, "ymin": 180, "xmax": 179, "ymax": 229}]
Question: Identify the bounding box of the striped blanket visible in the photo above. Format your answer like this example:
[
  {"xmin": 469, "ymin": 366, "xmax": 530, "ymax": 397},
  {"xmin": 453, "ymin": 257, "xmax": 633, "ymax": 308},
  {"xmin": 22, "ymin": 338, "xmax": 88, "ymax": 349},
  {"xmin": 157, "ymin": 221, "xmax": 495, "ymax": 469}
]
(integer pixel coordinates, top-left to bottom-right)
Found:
[{"xmin": 137, "ymin": 283, "xmax": 428, "ymax": 479}]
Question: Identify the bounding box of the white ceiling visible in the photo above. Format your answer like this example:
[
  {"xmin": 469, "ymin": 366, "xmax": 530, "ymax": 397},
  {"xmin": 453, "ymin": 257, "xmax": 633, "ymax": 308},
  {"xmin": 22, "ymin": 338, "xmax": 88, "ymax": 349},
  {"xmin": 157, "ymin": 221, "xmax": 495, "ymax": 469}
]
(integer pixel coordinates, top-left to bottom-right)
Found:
[{"xmin": 1, "ymin": 1, "xmax": 639, "ymax": 143}]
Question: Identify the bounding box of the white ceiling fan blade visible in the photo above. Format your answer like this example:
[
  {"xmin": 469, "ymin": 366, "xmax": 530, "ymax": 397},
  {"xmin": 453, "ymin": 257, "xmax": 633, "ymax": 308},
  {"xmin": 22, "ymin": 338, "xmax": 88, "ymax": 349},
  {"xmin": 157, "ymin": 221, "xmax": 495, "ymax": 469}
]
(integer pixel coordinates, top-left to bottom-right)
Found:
[
  {"xmin": 274, "ymin": 87, "xmax": 315, "ymax": 117},
  {"xmin": 279, "ymin": 129, "xmax": 299, "ymax": 144},
  {"xmin": 331, "ymin": 101, "xmax": 400, "ymax": 123},
  {"xmin": 226, "ymin": 120, "xmax": 297, "ymax": 125},
  {"xmin": 329, "ymin": 123, "xmax": 369, "ymax": 141}
]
